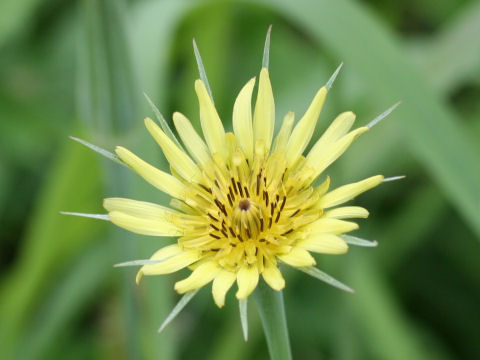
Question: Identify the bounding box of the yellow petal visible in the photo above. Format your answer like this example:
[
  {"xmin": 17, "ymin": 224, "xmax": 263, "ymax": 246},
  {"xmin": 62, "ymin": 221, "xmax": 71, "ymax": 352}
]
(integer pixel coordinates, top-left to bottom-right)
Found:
[
  {"xmin": 324, "ymin": 206, "xmax": 369, "ymax": 219},
  {"xmin": 145, "ymin": 117, "xmax": 202, "ymax": 182},
  {"xmin": 195, "ymin": 79, "xmax": 226, "ymax": 155},
  {"xmin": 174, "ymin": 261, "xmax": 220, "ymax": 294},
  {"xmin": 233, "ymin": 77, "xmax": 255, "ymax": 162},
  {"xmin": 286, "ymin": 87, "xmax": 327, "ymax": 166},
  {"xmin": 236, "ymin": 265, "xmax": 259, "ymax": 299},
  {"xmin": 103, "ymin": 197, "xmax": 177, "ymax": 220},
  {"xmin": 306, "ymin": 218, "xmax": 359, "ymax": 235},
  {"xmin": 262, "ymin": 262, "xmax": 285, "ymax": 291},
  {"xmin": 109, "ymin": 210, "xmax": 183, "ymax": 237},
  {"xmin": 116, "ymin": 146, "xmax": 185, "ymax": 199},
  {"xmin": 278, "ymin": 247, "xmax": 316, "ymax": 267},
  {"xmin": 253, "ymin": 68, "xmax": 275, "ymax": 155},
  {"xmin": 173, "ymin": 112, "xmax": 211, "ymax": 166},
  {"xmin": 307, "ymin": 126, "xmax": 369, "ymax": 178},
  {"xmin": 318, "ymin": 175, "xmax": 384, "ymax": 209},
  {"xmin": 137, "ymin": 245, "xmax": 200, "ymax": 282},
  {"xmin": 212, "ymin": 269, "xmax": 236, "ymax": 307},
  {"xmin": 298, "ymin": 234, "xmax": 348, "ymax": 254},
  {"xmin": 272, "ymin": 111, "xmax": 295, "ymax": 153}
]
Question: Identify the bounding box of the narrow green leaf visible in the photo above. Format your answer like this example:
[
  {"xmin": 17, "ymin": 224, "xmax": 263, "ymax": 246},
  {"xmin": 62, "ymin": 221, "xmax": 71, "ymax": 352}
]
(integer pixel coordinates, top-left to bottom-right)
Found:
[
  {"xmin": 298, "ymin": 266, "xmax": 354, "ymax": 293},
  {"xmin": 239, "ymin": 299, "xmax": 248, "ymax": 341},
  {"xmin": 158, "ymin": 289, "xmax": 200, "ymax": 333}
]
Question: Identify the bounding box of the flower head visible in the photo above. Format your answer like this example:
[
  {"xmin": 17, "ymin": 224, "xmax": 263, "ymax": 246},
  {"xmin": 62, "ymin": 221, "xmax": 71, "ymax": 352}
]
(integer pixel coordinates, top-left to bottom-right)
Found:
[{"xmin": 102, "ymin": 58, "xmax": 387, "ymax": 308}]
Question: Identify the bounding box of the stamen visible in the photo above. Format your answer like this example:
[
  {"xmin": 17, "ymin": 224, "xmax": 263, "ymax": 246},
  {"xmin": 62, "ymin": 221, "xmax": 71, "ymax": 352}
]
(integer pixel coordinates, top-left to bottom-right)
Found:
[
  {"xmin": 207, "ymin": 213, "xmax": 219, "ymax": 222},
  {"xmin": 290, "ymin": 209, "xmax": 300, "ymax": 218},
  {"xmin": 237, "ymin": 181, "xmax": 244, "ymax": 197},
  {"xmin": 231, "ymin": 178, "xmax": 238, "ymax": 195},
  {"xmin": 209, "ymin": 233, "xmax": 221, "ymax": 239}
]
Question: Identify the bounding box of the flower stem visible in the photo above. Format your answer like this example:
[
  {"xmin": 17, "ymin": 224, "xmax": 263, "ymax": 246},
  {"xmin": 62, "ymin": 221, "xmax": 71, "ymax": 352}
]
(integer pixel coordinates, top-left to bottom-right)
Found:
[{"xmin": 253, "ymin": 280, "xmax": 292, "ymax": 360}]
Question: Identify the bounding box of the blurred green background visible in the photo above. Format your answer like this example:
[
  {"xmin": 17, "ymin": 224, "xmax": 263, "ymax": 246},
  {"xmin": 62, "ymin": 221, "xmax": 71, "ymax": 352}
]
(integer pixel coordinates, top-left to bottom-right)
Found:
[{"xmin": 1, "ymin": 0, "xmax": 479, "ymax": 359}]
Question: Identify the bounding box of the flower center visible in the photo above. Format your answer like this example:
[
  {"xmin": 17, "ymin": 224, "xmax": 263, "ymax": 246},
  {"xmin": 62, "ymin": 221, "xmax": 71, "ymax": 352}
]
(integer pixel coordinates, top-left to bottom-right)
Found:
[{"xmin": 238, "ymin": 199, "xmax": 251, "ymax": 211}]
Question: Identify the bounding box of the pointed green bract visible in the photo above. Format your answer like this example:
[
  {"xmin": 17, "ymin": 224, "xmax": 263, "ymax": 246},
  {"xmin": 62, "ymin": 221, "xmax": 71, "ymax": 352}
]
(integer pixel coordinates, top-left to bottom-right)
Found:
[
  {"xmin": 69, "ymin": 136, "xmax": 125, "ymax": 166},
  {"xmin": 144, "ymin": 93, "xmax": 186, "ymax": 152},
  {"xmin": 326, "ymin": 62, "xmax": 343, "ymax": 90},
  {"xmin": 193, "ymin": 38, "xmax": 214, "ymax": 103},
  {"xmin": 262, "ymin": 25, "xmax": 272, "ymax": 69},
  {"xmin": 158, "ymin": 289, "xmax": 200, "ymax": 333},
  {"xmin": 341, "ymin": 235, "xmax": 378, "ymax": 247},
  {"xmin": 298, "ymin": 266, "xmax": 354, "ymax": 293},
  {"xmin": 60, "ymin": 211, "xmax": 109, "ymax": 221},
  {"xmin": 367, "ymin": 101, "xmax": 402, "ymax": 128}
]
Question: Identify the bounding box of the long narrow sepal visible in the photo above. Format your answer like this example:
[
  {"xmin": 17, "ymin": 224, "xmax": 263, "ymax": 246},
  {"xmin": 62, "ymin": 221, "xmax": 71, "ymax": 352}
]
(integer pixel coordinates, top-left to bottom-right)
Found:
[
  {"xmin": 114, "ymin": 259, "xmax": 170, "ymax": 267},
  {"xmin": 367, "ymin": 101, "xmax": 402, "ymax": 128},
  {"xmin": 60, "ymin": 211, "xmax": 109, "ymax": 221},
  {"xmin": 383, "ymin": 175, "xmax": 406, "ymax": 182},
  {"xmin": 341, "ymin": 235, "xmax": 378, "ymax": 247},
  {"xmin": 262, "ymin": 25, "xmax": 273, "ymax": 69},
  {"xmin": 69, "ymin": 136, "xmax": 125, "ymax": 167},
  {"xmin": 193, "ymin": 38, "xmax": 214, "ymax": 104},
  {"xmin": 158, "ymin": 289, "xmax": 200, "ymax": 333},
  {"xmin": 298, "ymin": 266, "xmax": 354, "ymax": 293},
  {"xmin": 326, "ymin": 62, "xmax": 343, "ymax": 90},
  {"xmin": 239, "ymin": 299, "xmax": 248, "ymax": 341},
  {"xmin": 143, "ymin": 92, "xmax": 185, "ymax": 152},
  {"xmin": 253, "ymin": 280, "xmax": 292, "ymax": 360}
]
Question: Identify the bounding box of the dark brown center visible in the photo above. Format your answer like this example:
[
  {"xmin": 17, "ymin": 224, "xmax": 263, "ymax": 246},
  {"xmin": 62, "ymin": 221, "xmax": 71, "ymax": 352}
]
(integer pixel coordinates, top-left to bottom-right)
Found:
[{"xmin": 238, "ymin": 199, "xmax": 251, "ymax": 211}]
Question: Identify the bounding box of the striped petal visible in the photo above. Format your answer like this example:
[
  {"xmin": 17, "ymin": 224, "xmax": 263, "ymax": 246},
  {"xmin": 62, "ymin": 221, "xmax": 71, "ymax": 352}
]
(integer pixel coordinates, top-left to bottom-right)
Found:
[
  {"xmin": 298, "ymin": 234, "xmax": 348, "ymax": 254},
  {"xmin": 318, "ymin": 175, "xmax": 384, "ymax": 209},
  {"xmin": 324, "ymin": 206, "xmax": 369, "ymax": 219},
  {"xmin": 109, "ymin": 211, "xmax": 183, "ymax": 237},
  {"xmin": 236, "ymin": 265, "xmax": 259, "ymax": 300},
  {"xmin": 278, "ymin": 247, "xmax": 316, "ymax": 267},
  {"xmin": 116, "ymin": 146, "xmax": 185, "ymax": 199},
  {"xmin": 174, "ymin": 261, "xmax": 220, "ymax": 294},
  {"xmin": 195, "ymin": 79, "xmax": 226, "ymax": 155},
  {"xmin": 212, "ymin": 269, "xmax": 236, "ymax": 307},
  {"xmin": 253, "ymin": 68, "xmax": 275, "ymax": 155},
  {"xmin": 286, "ymin": 87, "xmax": 327, "ymax": 166},
  {"xmin": 173, "ymin": 112, "xmax": 211, "ymax": 166},
  {"xmin": 233, "ymin": 77, "xmax": 255, "ymax": 162},
  {"xmin": 145, "ymin": 117, "xmax": 202, "ymax": 182},
  {"xmin": 262, "ymin": 261, "xmax": 285, "ymax": 290}
]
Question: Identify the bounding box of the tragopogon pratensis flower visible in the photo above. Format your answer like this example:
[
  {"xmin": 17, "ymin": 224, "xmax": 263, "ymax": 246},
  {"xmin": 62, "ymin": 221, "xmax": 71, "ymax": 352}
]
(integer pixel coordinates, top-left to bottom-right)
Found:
[{"xmin": 66, "ymin": 34, "xmax": 401, "ymax": 316}]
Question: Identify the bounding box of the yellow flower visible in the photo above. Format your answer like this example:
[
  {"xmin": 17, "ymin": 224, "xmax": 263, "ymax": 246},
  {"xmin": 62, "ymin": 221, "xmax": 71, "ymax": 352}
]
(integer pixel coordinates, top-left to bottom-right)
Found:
[{"xmin": 102, "ymin": 64, "xmax": 386, "ymax": 308}]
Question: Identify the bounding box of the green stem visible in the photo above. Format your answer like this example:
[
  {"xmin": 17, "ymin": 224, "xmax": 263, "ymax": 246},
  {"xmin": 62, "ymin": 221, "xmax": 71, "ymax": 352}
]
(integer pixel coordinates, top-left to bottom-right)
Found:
[{"xmin": 253, "ymin": 280, "xmax": 292, "ymax": 360}]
